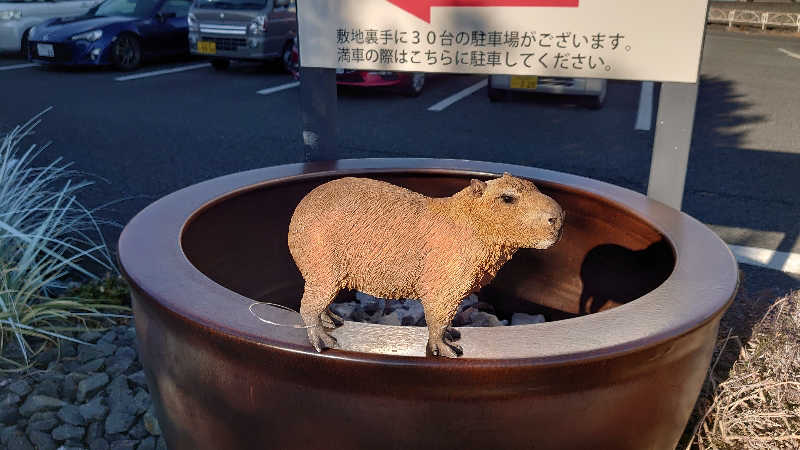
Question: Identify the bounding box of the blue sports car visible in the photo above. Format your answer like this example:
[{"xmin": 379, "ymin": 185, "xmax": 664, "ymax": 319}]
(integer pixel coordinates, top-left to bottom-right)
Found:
[{"xmin": 27, "ymin": 0, "xmax": 191, "ymax": 70}]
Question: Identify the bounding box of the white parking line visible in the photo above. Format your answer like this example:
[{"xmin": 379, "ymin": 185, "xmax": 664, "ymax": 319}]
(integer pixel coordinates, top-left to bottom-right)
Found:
[
  {"xmin": 114, "ymin": 63, "xmax": 210, "ymax": 81},
  {"xmin": 634, "ymin": 81, "xmax": 654, "ymax": 131},
  {"xmin": 428, "ymin": 79, "xmax": 488, "ymax": 112},
  {"xmin": 729, "ymin": 244, "xmax": 800, "ymax": 275},
  {"xmin": 257, "ymin": 81, "xmax": 300, "ymax": 95},
  {"xmin": 778, "ymin": 48, "xmax": 800, "ymax": 60},
  {"xmin": 0, "ymin": 63, "xmax": 37, "ymax": 72}
]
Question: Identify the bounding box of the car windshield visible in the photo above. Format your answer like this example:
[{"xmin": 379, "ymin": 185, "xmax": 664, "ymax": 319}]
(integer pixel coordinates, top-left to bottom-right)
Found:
[
  {"xmin": 92, "ymin": 0, "xmax": 157, "ymax": 17},
  {"xmin": 194, "ymin": 0, "xmax": 267, "ymax": 10}
]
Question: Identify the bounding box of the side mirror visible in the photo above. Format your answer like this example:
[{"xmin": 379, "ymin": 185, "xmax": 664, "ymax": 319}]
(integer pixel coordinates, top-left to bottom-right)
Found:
[{"xmin": 157, "ymin": 11, "xmax": 177, "ymax": 22}]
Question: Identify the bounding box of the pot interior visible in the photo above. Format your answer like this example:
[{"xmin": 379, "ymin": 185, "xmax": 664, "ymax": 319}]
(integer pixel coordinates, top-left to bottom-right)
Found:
[{"xmin": 181, "ymin": 172, "xmax": 675, "ymax": 322}]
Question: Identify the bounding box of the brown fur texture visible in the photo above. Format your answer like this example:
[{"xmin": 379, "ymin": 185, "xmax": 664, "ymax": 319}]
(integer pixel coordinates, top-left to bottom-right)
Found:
[{"xmin": 288, "ymin": 173, "xmax": 564, "ymax": 357}]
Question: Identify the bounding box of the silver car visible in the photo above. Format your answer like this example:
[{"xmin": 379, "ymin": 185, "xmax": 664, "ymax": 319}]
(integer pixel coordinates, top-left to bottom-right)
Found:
[
  {"xmin": 188, "ymin": 0, "xmax": 295, "ymax": 71},
  {"xmin": 488, "ymin": 75, "xmax": 607, "ymax": 109},
  {"xmin": 0, "ymin": 0, "xmax": 100, "ymax": 54}
]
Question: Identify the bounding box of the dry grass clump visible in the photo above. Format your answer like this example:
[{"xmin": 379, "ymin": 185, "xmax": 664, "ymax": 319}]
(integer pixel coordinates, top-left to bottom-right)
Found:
[{"xmin": 689, "ymin": 290, "xmax": 800, "ymax": 449}]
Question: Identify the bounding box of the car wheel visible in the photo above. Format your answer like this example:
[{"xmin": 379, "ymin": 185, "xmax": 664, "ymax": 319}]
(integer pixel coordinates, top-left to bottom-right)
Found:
[
  {"xmin": 20, "ymin": 29, "xmax": 30, "ymax": 59},
  {"xmin": 280, "ymin": 41, "xmax": 296, "ymax": 75},
  {"xmin": 211, "ymin": 58, "xmax": 230, "ymax": 71},
  {"xmin": 403, "ymin": 72, "xmax": 425, "ymax": 97},
  {"xmin": 112, "ymin": 34, "xmax": 142, "ymax": 71}
]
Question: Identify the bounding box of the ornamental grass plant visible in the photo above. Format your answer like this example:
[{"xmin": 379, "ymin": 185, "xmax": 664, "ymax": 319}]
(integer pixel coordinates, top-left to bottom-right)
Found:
[
  {"xmin": 686, "ymin": 290, "xmax": 800, "ymax": 449},
  {"xmin": 0, "ymin": 112, "xmax": 129, "ymax": 371}
]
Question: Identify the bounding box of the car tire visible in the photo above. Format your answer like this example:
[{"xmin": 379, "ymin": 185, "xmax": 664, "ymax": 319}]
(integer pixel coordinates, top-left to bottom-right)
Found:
[
  {"xmin": 403, "ymin": 72, "xmax": 425, "ymax": 97},
  {"xmin": 211, "ymin": 58, "xmax": 230, "ymax": 71},
  {"xmin": 488, "ymin": 86, "xmax": 507, "ymax": 102},
  {"xmin": 20, "ymin": 29, "xmax": 30, "ymax": 59},
  {"xmin": 280, "ymin": 41, "xmax": 295, "ymax": 75},
  {"xmin": 112, "ymin": 34, "xmax": 142, "ymax": 71}
]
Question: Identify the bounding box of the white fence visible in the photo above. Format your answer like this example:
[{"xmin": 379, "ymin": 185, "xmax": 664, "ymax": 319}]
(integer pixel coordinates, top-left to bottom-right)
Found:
[{"xmin": 708, "ymin": 7, "xmax": 800, "ymax": 31}]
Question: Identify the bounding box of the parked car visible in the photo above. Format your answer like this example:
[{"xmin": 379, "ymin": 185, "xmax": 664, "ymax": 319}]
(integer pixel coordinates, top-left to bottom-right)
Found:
[
  {"xmin": 488, "ymin": 75, "xmax": 607, "ymax": 109},
  {"xmin": 189, "ymin": 0, "xmax": 296, "ymax": 71},
  {"xmin": 336, "ymin": 70, "xmax": 426, "ymax": 97},
  {"xmin": 0, "ymin": 0, "xmax": 101, "ymax": 55},
  {"xmin": 26, "ymin": 0, "xmax": 191, "ymax": 70}
]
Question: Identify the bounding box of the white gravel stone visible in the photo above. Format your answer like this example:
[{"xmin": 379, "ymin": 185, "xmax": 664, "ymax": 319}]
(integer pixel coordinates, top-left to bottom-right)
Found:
[{"xmin": 510, "ymin": 313, "xmax": 546, "ymax": 326}]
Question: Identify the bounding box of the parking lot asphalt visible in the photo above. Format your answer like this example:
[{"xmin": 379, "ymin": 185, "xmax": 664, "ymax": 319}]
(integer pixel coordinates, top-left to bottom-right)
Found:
[{"xmin": 0, "ymin": 29, "xmax": 798, "ymax": 294}]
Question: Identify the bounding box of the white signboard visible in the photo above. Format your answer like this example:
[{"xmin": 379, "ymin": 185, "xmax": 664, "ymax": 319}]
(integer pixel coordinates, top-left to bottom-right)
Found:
[{"xmin": 298, "ymin": 0, "xmax": 709, "ymax": 83}]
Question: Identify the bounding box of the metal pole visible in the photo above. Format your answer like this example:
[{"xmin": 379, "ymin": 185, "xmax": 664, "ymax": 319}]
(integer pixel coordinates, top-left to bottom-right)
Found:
[
  {"xmin": 299, "ymin": 67, "xmax": 338, "ymax": 162},
  {"xmin": 647, "ymin": 81, "xmax": 699, "ymax": 210}
]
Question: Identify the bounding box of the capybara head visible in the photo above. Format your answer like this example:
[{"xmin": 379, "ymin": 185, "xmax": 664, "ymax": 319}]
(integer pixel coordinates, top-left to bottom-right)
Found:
[{"xmin": 460, "ymin": 173, "xmax": 564, "ymax": 249}]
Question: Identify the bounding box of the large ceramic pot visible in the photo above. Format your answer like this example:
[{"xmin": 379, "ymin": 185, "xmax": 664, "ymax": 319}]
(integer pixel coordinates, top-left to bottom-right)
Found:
[{"xmin": 118, "ymin": 159, "xmax": 738, "ymax": 450}]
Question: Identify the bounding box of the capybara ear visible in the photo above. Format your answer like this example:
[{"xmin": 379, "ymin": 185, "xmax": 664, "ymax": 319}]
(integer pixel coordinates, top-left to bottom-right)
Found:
[{"xmin": 470, "ymin": 179, "xmax": 487, "ymax": 196}]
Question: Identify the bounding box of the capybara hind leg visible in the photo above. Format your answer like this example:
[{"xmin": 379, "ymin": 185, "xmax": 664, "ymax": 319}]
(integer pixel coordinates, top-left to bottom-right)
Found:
[
  {"xmin": 422, "ymin": 301, "xmax": 462, "ymax": 358},
  {"xmin": 320, "ymin": 307, "xmax": 344, "ymax": 331},
  {"xmin": 300, "ymin": 285, "xmax": 339, "ymax": 352}
]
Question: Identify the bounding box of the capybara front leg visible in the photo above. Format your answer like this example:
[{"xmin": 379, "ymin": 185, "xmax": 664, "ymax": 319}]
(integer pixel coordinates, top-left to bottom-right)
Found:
[
  {"xmin": 422, "ymin": 301, "xmax": 463, "ymax": 358},
  {"xmin": 300, "ymin": 284, "xmax": 339, "ymax": 352}
]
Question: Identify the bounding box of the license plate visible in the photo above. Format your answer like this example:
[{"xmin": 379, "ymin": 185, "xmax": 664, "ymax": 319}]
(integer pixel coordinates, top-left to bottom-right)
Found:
[
  {"xmin": 197, "ymin": 41, "xmax": 216, "ymax": 55},
  {"xmin": 37, "ymin": 43, "xmax": 54, "ymax": 58},
  {"xmin": 510, "ymin": 75, "xmax": 538, "ymax": 90}
]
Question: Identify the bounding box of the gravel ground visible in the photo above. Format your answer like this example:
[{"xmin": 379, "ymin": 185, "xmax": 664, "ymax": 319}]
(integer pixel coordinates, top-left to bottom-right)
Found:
[{"xmin": 0, "ymin": 325, "xmax": 164, "ymax": 450}]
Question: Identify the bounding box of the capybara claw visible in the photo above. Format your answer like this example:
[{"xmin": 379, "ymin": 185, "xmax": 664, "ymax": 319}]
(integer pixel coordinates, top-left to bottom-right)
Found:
[
  {"xmin": 307, "ymin": 327, "xmax": 338, "ymax": 352},
  {"xmin": 426, "ymin": 340, "xmax": 463, "ymax": 358},
  {"xmin": 320, "ymin": 308, "xmax": 345, "ymax": 330},
  {"xmin": 444, "ymin": 327, "xmax": 461, "ymax": 343}
]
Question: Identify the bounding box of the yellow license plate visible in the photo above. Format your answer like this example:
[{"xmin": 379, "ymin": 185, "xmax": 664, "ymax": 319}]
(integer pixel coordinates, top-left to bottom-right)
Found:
[
  {"xmin": 510, "ymin": 76, "xmax": 538, "ymax": 90},
  {"xmin": 197, "ymin": 41, "xmax": 216, "ymax": 55}
]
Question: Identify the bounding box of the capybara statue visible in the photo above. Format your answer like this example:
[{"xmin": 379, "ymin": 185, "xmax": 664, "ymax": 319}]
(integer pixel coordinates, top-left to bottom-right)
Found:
[{"xmin": 288, "ymin": 173, "xmax": 564, "ymax": 357}]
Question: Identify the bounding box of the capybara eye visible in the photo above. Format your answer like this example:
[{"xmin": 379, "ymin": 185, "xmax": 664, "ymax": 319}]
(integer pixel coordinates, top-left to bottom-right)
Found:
[{"xmin": 500, "ymin": 194, "xmax": 516, "ymax": 204}]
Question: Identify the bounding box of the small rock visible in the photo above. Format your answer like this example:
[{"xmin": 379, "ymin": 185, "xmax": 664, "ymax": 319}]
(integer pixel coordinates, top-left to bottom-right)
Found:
[
  {"xmin": 110, "ymin": 439, "xmax": 138, "ymax": 450},
  {"xmin": 89, "ymin": 437, "xmax": 110, "ymax": 450},
  {"xmin": 32, "ymin": 377, "xmax": 61, "ymax": 398},
  {"xmin": 77, "ymin": 373, "xmax": 109, "ymax": 403},
  {"xmin": 86, "ymin": 420, "xmax": 104, "ymax": 442},
  {"xmin": 79, "ymin": 342, "xmax": 116, "ymax": 363},
  {"xmin": 378, "ymin": 311, "xmax": 403, "ymax": 326},
  {"xmin": 105, "ymin": 411, "xmax": 136, "ymax": 435},
  {"xmin": 510, "ymin": 312, "xmax": 546, "ymax": 326},
  {"xmin": 99, "ymin": 330, "xmax": 117, "ymax": 345},
  {"xmin": 79, "ymin": 331, "xmax": 104, "ymax": 343},
  {"xmin": 19, "ymin": 396, "xmax": 66, "ymax": 417},
  {"xmin": 458, "ymin": 294, "xmax": 479, "ymax": 312},
  {"xmin": 106, "ymin": 357, "xmax": 133, "ymax": 377},
  {"xmin": 114, "ymin": 346, "xmax": 137, "ymax": 361},
  {"xmin": 156, "ymin": 437, "xmax": 167, "ymax": 450},
  {"xmin": 127, "ymin": 371, "xmax": 148, "ymax": 389},
  {"xmin": 142, "ymin": 408, "xmax": 161, "ymax": 436},
  {"xmin": 62, "ymin": 373, "xmax": 86, "ymax": 404},
  {"xmin": 4, "ymin": 429, "xmax": 33, "ymax": 450},
  {"xmin": 0, "ymin": 394, "xmax": 21, "ymax": 424},
  {"xmin": 131, "ymin": 389, "xmax": 150, "ymax": 415},
  {"xmin": 46, "ymin": 361, "xmax": 63, "ymax": 372},
  {"xmin": 329, "ymin": 302, "xmax": 357, "ymax": 320},
  {"xmin": 51, "ymin": 424, "xmax": 84, "ymax": 441},
  {"xmin": 467, "ymin": 311, "xmax": 505, "ymax": 327},
  {"xmin": 60, "ymin": 342, "xmax": 78, "ymax": 358},
  {"xmin": 453, "ymin": 307, "xmax": 475, "ymax": 326},
  {"xmin": 106, "ymin": 376, "xmax": 133, "ymax": 413},
  {"xmin": 77, "ymin": 358, "xmax": 106, "ymax": 373},
  {"xmin": 128, "ymin": 419, "xmax": 148, "ymax": 439},
  {"xmin": 137, "ymin": 436, "xmax": 156, "ymax": 450},
  {"xmin": 57, "ymin": 405, "xmax": 86, "ymax": 426},
  {"xmin": 8, "ymin": 380, "xmax": 32, "ymax": 397},
  {"xmin": 79, "ymin": 396, "xmax": 109, "ymax": 422},
  {"xmin": 36, "ymin": 349, "xmax": 59, "ymax": 366},
  {"xmin": 120, "ymin": 327, "xmax": 137, "ymax": 346},
  {"xmin": 403, "ymin": 301, "xmax": 425, "ymax": 325},
  {"xmin": 1, "ymin": 425, "xmax": 20, "ymax": 446},
  {"xmin": 26, "ymin": 411, "xmax": 59, "ymax": 431},
  {"xmin": 60, "ymin": 445, "xmax": 85, "ymax": 450},
  {"xmin": 27, "ymin": 429, "xmax": 56, "ymax": 450}
]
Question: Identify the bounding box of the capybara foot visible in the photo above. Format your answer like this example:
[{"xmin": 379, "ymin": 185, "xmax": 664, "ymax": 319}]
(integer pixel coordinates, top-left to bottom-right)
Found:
[
  {"xmin": 444, "ymin": 327, "xmax": 461, "ymax": 343},
  {"xmin": 307, "ymin": 327, "xmax": 338, "ymax": 352},
  {"xmin": 426, "ymin": 339, "xmax": 463, "ymax": 358},
  {"xmin": 320, "ymin": 308, "xmax": 344, "ymax": 330}
]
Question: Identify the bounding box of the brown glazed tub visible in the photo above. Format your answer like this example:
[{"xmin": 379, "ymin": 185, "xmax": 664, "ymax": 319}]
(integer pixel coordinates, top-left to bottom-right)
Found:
[{"xmin": 118, "ymin": 159, "xmax": 738, "ymax": 450}]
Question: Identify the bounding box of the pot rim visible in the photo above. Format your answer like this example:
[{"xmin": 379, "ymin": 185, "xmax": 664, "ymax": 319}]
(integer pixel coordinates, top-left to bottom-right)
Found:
[{"xmin": 119, "ymin": 158, "xmax": 739, "ymax": 366}]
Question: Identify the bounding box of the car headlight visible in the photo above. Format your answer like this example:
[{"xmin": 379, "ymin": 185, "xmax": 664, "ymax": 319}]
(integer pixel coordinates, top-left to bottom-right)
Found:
[
  {"xmin": 71, "ymin": 30, "xmax": 103, "ymax": 42},
  {"xmin": 0, "ymin": 9, "xmax": 22, "ymax": 20},
  {"xmin": 248, "ymin": 15, "xmax": 266, "ymax": 35}
]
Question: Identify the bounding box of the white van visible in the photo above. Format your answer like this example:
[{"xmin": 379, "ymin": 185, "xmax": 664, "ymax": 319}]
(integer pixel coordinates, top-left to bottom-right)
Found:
[
  {"xmin": 0, "ymin": 0, "xmax": 101, "ymax": 54},
  {"xmin": 488, "ymin": 75, "xmax": 607, "ymax": 109}
]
